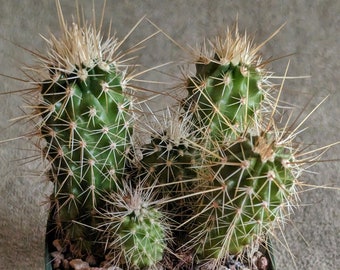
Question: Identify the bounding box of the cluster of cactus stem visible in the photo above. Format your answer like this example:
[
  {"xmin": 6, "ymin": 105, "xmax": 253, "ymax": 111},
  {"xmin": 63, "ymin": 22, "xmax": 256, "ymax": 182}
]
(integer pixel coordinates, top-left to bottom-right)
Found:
[{"xmin": 25, "ymin": 4, "xmax": 313, "ymax": 270}]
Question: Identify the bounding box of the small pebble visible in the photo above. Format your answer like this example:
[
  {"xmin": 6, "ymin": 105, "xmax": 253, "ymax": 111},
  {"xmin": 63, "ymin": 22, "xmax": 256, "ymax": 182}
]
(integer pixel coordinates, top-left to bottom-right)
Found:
[
  {"xmin": 62, "ymin": 259, "xmax": 70, "ymax": 269},
  {"xmin": 69, "ymin": 259, "xmax": 90, "ymax": 270},
  {"xmin": 52, "ymin": 239, "xmax": 63, "ymax": 252},
  {"xmin": 51, "ymin": 251, "xmax": 64, "ymax": 269},
  {"xmin": 256, "ymin": 256, "xmax": 268, "ymax": 270},
  {"xmin": 86, "ymin": 254, "xmax": 97, "ymax": 266}
]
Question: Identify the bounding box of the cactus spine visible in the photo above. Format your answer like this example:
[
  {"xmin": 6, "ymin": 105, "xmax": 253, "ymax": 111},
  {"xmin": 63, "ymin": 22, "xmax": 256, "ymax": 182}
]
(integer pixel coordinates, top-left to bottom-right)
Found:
[{"xmin": 138, "ymin": 110, "xmax": 197, "ymax": 199}]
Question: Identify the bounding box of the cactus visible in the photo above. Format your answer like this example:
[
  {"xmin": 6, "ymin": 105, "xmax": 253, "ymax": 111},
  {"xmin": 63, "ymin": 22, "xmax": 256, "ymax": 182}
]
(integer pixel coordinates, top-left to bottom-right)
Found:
[
  {"xmin": 11, "ymin": 1, "xmax": 336, "ymax": 268},
  {"xmin": 188, "ymin": 127, "xmax": 299, "ymax": 262},
  {"xmin": 126, "ymin": 27, "xmax": 305, "ymax": 268},
  {"xmin": 134, "ymin": 109, "xmax": 200, "ymax": 257},
  {"xmin": 35, "ymin": 21, "xmax": 307, "ymax": 269},
  {"xmin": 182, "ymin": 27, "xmax": 273, "ymax": 142},
  {"xmin": 36, "ymin": 7, "xmax": 135, "ymax": 258},
  {"xmin": 100, "ymin": 185, "xmax": 170, "ymax": 269},
  {"xmin": 137, "ymin": 110, "xmax": 197, "ymax": 201},
  {"xmin": 150, "ymin": 27, "xmax": 299, "ymax": 267}
]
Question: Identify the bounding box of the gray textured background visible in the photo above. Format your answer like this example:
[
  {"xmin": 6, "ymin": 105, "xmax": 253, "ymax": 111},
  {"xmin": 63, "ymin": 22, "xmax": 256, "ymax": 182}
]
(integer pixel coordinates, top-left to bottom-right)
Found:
[{"xmin": 0, "ymin": 1, "xmax": 339, "ymax": 269}]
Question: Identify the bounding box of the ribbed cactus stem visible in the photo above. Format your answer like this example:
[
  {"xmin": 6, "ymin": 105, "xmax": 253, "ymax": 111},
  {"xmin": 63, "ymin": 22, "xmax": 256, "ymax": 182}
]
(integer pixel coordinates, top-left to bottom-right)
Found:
[
  {"xmin": 190, "ymin": 128, "xmax": 299, "ymax": 260},
  {"xmin": 38, "ymin": 17, "xmax": 133, "ymax": 257},
  {"xmin": 183, "ymin": 28, "xmax": 272, "ymax": 142},
  {"xmin": 101, "ymin": 186, "xmax": 169, "ymax": 268},
  {"xmin": 136, "ymin": 109, "xmax": 198, "ymax": 218}
]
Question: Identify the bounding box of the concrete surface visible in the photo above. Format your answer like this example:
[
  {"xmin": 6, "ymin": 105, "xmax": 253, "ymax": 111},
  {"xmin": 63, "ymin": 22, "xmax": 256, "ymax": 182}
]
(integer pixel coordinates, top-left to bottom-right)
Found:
[{"xmin": 0, "ymin": 0, "xmax": 339, "ymax": 269}]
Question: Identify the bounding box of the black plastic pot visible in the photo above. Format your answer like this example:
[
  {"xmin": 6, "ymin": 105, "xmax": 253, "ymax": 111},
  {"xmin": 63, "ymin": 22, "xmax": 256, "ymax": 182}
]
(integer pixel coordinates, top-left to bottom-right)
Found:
[
  {"xmin": 44, "ymin": 209, "xmax": 55, "ymax": 270},
  {"xmin": 45, "ymin": 243, "xmax": 53, "ymax": 270}
]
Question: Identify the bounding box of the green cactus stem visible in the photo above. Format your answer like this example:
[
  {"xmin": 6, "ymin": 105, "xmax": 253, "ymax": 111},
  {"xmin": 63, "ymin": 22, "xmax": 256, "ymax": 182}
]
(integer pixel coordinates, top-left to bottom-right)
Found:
[
  {"xmin": 189, "ymin": 128, "xmax": 299, "ymax": 261},
  {"xmin": 182, "ymin": 28, "xmax": 273, "ymax": 142},
  {"xmin": 135, "ymin": 110, "xmax": 198, "ymax": 222},
  {"xmin": 101, "ymin": 186, "xmax": 169, "ymax": 268},
  {"xmin": 37, "ymin": 16, "xmax": 134, "ymax": 257}
]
